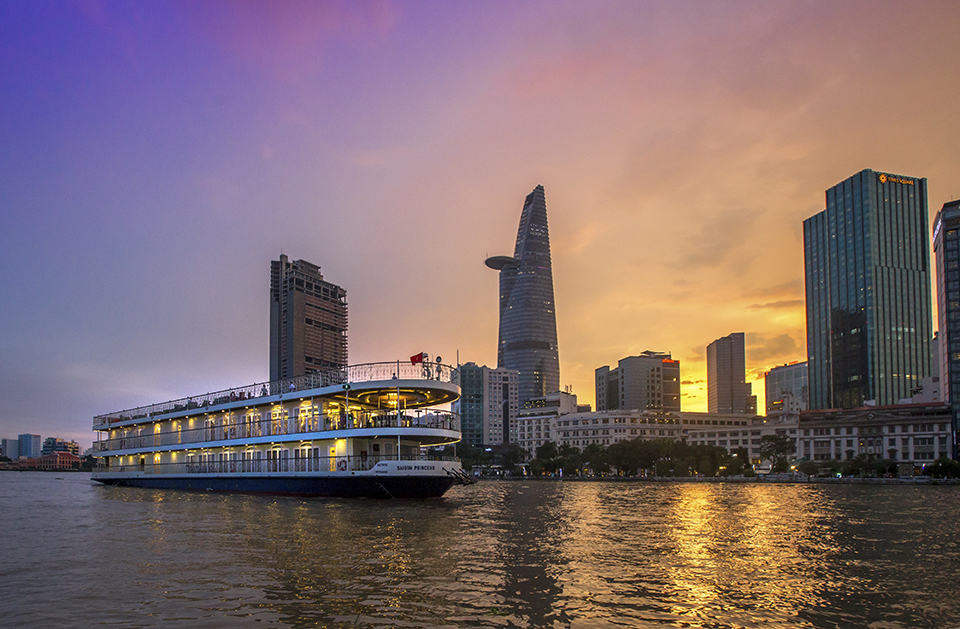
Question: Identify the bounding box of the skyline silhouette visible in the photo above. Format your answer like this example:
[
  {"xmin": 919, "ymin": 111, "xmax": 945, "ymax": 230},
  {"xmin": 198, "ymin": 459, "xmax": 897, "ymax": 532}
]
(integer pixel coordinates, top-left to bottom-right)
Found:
[{"xmin": 2, "ymin": 1, "xmax": 960, "ymax": 449}]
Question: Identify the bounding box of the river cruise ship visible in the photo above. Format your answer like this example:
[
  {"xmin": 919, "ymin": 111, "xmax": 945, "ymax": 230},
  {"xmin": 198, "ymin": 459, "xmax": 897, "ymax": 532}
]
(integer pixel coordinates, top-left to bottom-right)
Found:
[{"xmin": 91, "ymin": 361, "xmax": 471, "ymax": 498}]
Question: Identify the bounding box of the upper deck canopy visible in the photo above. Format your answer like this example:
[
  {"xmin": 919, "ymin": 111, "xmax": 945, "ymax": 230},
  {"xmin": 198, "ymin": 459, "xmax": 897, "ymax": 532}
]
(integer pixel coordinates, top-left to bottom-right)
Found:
[{"xmin": 94, "ymin": 361, "xmax": 460, "ymax": 429}]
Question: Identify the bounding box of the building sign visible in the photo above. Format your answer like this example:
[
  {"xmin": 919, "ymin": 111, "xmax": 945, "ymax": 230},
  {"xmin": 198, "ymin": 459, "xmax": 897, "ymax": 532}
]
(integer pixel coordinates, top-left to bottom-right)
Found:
[{"xmin": 878, "ymin": 173, "xmax": 914, "ymax": 185}]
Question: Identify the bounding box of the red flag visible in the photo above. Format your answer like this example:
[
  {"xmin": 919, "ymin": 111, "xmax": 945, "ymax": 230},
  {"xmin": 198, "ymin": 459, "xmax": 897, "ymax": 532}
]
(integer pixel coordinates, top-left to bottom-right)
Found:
[{"xmin": 410, "ymin": 352, "xmax": 427, "ymax": 365}]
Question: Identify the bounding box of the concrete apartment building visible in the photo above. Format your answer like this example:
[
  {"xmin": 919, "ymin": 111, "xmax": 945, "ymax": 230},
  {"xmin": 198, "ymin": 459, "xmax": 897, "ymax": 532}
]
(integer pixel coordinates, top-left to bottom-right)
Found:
[
  {"xmin": 455, "ymin": 363, "xmax": 520, "ymax": 447},
  {"xmin": 764, "ymin": 362, "xmax": 809, "ymax": 415},
  {"xmin": 515, "ymin": 391, "xmax": 579, "ymax": 453},
  {"xmin": 269, "ymin": 255, "xmax": 348, "ymax": 382},
  {"xmin": 18, "ymin": 434, "xmax": 41, "ymax": 459},
  {"xmin": 1, "ymin": 438, "xmax": 18, "ymax": 459},
  {"xmin": 595, "ymin": 351, "xmax": 681, "ymax": 412}
]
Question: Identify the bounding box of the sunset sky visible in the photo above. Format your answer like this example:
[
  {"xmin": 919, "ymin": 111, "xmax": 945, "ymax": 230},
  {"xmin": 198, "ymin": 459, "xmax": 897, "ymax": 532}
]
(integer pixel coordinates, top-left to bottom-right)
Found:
[{"xmin": 3, "ymin": 0, "xmax": 960, "ymax": 450}]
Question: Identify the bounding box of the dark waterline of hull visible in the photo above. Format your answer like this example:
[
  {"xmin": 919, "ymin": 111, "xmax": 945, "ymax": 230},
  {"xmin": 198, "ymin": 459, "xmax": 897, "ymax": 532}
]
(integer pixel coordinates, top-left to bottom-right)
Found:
[{"xmin": 94, "ymin": 474, "xmax": 457, "ymax": 498}]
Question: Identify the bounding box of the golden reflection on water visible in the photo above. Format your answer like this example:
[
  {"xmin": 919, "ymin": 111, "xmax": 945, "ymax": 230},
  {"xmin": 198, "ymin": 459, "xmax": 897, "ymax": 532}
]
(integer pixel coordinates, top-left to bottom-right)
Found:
[
  {"xmin": 663, "ymin": 484, "xmax": 837, "ymax": 625},
  {"xmin": 12, "ymin": 476, "xmax": 959, "ymax": 628},
  {"xmin": 666, "ymin": 485, "xmax": 717, "ymax": 611}
]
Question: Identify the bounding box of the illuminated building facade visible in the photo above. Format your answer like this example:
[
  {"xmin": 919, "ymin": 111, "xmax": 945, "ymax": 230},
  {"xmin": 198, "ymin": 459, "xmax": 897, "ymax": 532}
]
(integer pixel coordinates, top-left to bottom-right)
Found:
[
  {"xmin": 270, "ymin": 255, "xmax": 348, "ymax": 382},
  {"xmin": 485, "ymin": 185, "xmax": 560, "ymax": 405},
  {"xmin": 804, "ymin": 169, "xmax": 932, "ymax": 409},
  {"xmin": 933, "ymin": 200, "xmax": 960, "ymax": 456},
  {"xmin": 595, "ymin": 351, "xmax": 681, "ymax": 412},
  {"xmin": 707, "ymin": 333, "xmax": 754, "ymax": 414}
]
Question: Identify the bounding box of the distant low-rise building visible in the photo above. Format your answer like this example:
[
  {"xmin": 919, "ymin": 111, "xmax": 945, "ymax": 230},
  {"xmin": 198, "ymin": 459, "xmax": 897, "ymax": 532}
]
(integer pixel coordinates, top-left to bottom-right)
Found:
[
  {"xmin": 516, "ymin": 391, "xmax": 578, "ymax": 453},
  {"xmin": 38, "ymin": 451, "xmax": 81, "ymax": 470},
  {"xmin": 682, "ymin": 412, "xmax": 798, "ymax": 465},
  {"xmin": 42, "ymin": 437, "xmax": 80, "ymax": 456},
  {"xmin": 555, "ymin": 409, "xmax": 682, "ymax": 450},
  {"xmin": 521, "ymin": 405, "xmax": 797, "ymax": 468}
]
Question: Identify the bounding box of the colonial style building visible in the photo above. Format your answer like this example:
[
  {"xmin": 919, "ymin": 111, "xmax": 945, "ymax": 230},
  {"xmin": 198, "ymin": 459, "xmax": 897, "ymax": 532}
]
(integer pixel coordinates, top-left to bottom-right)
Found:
[
  {"xmin": 799, "ymin": 403, "xmax": 953, "ymax": 464},
  {"xmin": 519, "ymin": 403, "xmax": 798, "ymax": 467}
]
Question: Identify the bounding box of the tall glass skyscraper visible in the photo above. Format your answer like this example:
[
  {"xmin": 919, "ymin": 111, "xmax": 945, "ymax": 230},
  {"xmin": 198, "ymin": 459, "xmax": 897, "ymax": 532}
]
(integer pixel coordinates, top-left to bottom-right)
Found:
[
  {"xmin": 485, "ymin": 185, "xmax": 560, "ymax": 404},
  {"xmin": 707, "ymin": 333, "xmax": 754, "ymax": 414},
  {"xmin": 933, "ymin": 200, "xmax": 960, "ymax": 457},
  {"xmin": 804, "ymin": 169, "xmax": 932, "ymax": 409}
]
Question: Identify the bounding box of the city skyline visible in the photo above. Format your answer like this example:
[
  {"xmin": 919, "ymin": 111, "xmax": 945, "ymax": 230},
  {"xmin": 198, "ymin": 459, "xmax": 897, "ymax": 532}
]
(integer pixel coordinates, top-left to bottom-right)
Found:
[{"xmin": 3, "ymin": 2, "xmax": 960, "ymax": 449}]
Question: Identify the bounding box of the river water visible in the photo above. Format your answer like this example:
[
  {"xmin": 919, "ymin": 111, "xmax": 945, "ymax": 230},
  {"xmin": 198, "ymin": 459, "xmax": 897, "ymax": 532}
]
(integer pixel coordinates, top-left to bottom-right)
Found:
[{"xmin": 2, "ymin": 473, "xmax": 959, "ymax": 628}]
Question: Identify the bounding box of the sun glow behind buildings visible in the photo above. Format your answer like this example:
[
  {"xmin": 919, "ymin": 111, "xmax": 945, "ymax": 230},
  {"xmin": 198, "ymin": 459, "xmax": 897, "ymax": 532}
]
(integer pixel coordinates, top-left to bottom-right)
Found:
[{"xmin": 2, "ymin": 2, "xmax": 960, "ymax": 446}]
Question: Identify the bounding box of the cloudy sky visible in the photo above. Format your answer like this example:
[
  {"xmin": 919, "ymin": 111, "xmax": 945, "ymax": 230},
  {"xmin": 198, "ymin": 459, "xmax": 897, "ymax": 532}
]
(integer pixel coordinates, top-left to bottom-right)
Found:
[{"xmin": 3, "ymin": 0, "xmax": 960, "ymax": 450}]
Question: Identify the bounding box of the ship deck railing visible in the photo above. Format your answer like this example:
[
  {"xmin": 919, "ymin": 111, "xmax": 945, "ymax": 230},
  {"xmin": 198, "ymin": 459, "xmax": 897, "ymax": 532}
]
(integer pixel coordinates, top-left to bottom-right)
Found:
[
  {"xmin": 93, "ymin": 361, "xmax": 460, "ymax": 429},
  {"xmin": 94, "ymin": 453, "xmax": 459, "ymax": 475},
  {"xmin": 92, "ymin": 408, "xmax": 460, "ymax": 454}
]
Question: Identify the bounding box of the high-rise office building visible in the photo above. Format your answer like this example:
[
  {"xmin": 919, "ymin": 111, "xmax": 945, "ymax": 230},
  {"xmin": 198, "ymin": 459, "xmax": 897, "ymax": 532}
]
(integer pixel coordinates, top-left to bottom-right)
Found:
[
  {"xmin": 455, "ymin": 363, "xmax": 520, "ymax": 447},
  {"xmin": 707, "ymin": 333, "xmax": 754, "ymax": 414},
  {"xmin": 804, "ymin": 169, "xmax": 932, "ymax": 409},
  {"xmin": 270, "ymin": 255, "xmax": 348, "ymax": 382},
  {"xmin": 18, "ymin": 434, "xmax": 41, "ymax": 459},
  {"xmin": 933, "ymin": 200, "xmax": 960, "ymax": 456},
  {"xmin": 595, "ymin": 351, "xmax": 681, "ymax": 412},
  {"xmin": 764, "ymin": 361, "xmax": 808, "ymax": 414},
  {"xmin": 1, "ymin": 438, "xmax": 18, "ymax": 460},
  {"xmin": 485, "ymin": 185, "xmax": 560, "ymax": 404}
]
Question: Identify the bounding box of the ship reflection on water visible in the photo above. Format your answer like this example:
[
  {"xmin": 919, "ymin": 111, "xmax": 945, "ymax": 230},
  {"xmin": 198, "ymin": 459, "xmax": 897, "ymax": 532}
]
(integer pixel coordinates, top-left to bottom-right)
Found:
[{"xmin": 4, "ymin": 474, "xmax": 960, "ymax": 627}]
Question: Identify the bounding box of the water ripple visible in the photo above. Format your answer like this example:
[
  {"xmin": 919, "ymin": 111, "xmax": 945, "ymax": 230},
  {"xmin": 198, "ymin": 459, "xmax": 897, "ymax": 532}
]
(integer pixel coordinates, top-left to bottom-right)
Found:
[{"xmin": 3, "ymin": 474, "xmax": 960, "ymax": 628}]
